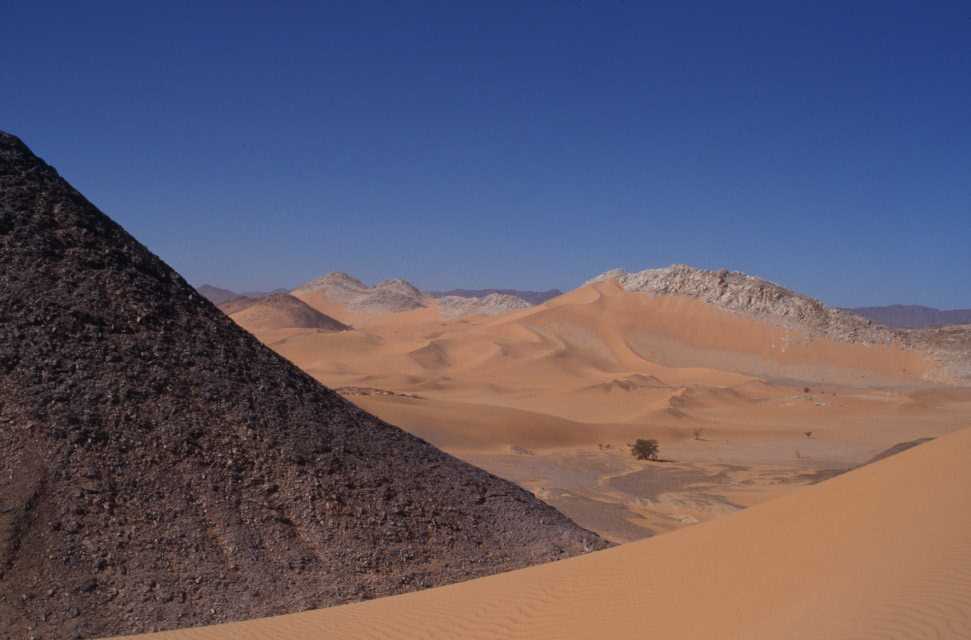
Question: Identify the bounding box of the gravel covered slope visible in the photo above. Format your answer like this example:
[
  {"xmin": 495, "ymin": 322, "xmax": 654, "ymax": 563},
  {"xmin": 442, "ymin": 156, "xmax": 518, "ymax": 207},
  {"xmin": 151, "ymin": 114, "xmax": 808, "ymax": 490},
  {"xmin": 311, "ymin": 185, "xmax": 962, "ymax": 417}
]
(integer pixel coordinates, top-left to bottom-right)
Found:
[{"xmin": 0, "ymin": 131, "xmax": 605, "ymax": 640}]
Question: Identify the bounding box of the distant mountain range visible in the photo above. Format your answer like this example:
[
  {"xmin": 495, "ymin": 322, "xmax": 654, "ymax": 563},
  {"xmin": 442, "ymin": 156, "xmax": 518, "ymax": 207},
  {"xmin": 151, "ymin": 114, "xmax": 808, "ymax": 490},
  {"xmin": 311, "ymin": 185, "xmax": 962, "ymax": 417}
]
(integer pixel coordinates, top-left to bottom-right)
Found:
[
  {"xmin": 197, "ymin": 284, "xmax": 288, "ymax": 305},
  {"xmin": 843, "ymin": 305, "xmax": 971, "ymax": 329},
  {"xmin": 199, "ymin": 281, "xmax": 563, "ymax": 313},
  {"xmin": 200, "ymin": 282, "xmax": 970, "ymax": 332},
  {"xmin": 428, "ymin": 288, "xmax": 563, "ymax": 305}
]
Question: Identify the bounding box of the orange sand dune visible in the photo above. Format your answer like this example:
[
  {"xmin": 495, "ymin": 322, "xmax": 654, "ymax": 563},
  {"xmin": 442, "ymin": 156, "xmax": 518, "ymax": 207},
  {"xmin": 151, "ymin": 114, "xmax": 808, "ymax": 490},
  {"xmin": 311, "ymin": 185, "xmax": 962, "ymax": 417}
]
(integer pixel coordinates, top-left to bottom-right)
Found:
[
  {"xmin": 125, "ymin": 426, "xmax": 971, "ymax": 640},
  {"xmin": 236, "ymin": 278, "xmax": 971, "ymax": 542},
  {"xmin": 501, "ymin": 279, "xmax": 933, "ymax": 386},
  {"xmin": 284, "ymin": 279, "xmax": 935, "ymax": 400}
]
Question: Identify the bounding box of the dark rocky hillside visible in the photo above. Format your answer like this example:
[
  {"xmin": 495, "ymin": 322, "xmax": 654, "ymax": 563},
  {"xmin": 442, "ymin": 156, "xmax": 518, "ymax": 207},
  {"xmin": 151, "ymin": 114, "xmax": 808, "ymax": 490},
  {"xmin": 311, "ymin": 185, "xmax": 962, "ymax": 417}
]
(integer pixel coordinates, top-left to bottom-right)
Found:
[{"xmin": 0, "ymin": 131, "xmax": 605, "ymax": 640}]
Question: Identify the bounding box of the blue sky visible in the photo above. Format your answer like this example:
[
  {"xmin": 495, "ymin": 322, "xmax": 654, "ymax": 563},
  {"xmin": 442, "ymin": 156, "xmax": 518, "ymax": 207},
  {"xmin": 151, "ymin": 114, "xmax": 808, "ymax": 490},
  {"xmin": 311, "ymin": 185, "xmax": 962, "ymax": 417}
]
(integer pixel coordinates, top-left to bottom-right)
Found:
[{"xmin": 2, "ymin": 2, "xmax": 969, "ymax": 307}]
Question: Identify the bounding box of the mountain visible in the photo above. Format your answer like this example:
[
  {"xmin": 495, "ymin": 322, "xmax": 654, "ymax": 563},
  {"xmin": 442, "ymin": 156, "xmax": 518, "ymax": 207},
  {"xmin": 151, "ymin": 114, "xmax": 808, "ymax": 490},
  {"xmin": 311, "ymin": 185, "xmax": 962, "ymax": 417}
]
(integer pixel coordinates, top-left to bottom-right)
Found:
[
  {"xmin": 225, "ymin": 293, "xmax": 350, "ymax": 333},
  {"xmin": 429, "ymin": 288, "xmax": 563, "ymax": 305},
  {"xmin": 0, "ymin": 131, "xmax": 605, "ymax": 640},
  {"xmin": 293, "ymin": 273, "xmax": 426, "ymax": 316},
  {"xmin": 584, "ymin": 265, "xmax": 970, "ymax": 384},
  {"xmin": 437, "ymin": 293, "xmax": 533, "ymax": 318},
  {"xmin": 589, "ymin": 265, "xmax": 896, "ymax": 344},
  {"xmin": 843, "ymin": 304, "xmax": 971, "ymax": 329},
  {"xmin": 198, "ymin": 285, "xmax": 289, "ymax": 306},
  {"xmin": 197, "ymin": 284, "xmax": 239, "ymax": 305}
]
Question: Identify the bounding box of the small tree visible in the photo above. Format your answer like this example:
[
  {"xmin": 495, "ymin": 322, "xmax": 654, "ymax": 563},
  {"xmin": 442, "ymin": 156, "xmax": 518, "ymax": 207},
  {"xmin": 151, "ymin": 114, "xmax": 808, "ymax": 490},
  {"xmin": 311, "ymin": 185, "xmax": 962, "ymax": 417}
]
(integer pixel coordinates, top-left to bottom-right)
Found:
[{"xmin": 630, "ymin": 438, "xmax": 659, "ymax": 461}]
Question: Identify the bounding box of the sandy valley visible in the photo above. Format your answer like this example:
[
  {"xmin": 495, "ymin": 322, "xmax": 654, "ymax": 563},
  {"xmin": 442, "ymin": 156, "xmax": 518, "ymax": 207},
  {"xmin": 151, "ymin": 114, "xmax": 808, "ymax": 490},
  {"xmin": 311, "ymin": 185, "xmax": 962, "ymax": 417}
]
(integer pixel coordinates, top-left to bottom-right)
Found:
[{"xmin": 221, "ymin": 273, "xmax": 971, "ymax": 544}]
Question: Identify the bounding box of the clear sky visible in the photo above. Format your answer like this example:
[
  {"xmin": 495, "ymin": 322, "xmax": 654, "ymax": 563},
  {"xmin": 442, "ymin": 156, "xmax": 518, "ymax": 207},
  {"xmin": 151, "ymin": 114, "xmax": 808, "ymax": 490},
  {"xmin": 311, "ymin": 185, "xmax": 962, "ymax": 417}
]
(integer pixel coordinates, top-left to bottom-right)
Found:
[{"xmin": 2, "ymin": 2, "xmax": 969, "ymax": 307}]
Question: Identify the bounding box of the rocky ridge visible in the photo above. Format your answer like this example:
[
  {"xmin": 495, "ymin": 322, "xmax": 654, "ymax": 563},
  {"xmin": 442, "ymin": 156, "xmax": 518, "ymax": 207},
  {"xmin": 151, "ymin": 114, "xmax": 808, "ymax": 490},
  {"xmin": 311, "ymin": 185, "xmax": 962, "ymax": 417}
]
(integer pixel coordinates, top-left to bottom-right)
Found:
[
  {"xmin": 293, "ymin": 273, "xmax": 426, "ymax": 314},
  {"xmin": 589, "ymin": 265, "xmax": 970, "ymax": 383},
  {"xmin": 0, "ymin": 131, "xmax": 605, "ymax": 640},
  {"xmin": 429, "ymin": 288, "xmax": 562, "ymax": 305},
  {"xmin": 588, "ymin": 265, "xmax": 897, "ymax": 344},
  {"xmin": 437, "ymin": 293, "xmax": 533, "ymax": 319}
]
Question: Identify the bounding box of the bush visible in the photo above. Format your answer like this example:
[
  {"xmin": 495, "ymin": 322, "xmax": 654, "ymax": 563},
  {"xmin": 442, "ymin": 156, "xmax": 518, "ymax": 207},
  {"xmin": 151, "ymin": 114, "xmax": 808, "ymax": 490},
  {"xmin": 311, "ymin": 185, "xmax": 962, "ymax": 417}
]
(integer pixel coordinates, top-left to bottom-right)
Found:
[{"xmin": 630, "ymin": 438, "xmax": 659, "ymax": 461}]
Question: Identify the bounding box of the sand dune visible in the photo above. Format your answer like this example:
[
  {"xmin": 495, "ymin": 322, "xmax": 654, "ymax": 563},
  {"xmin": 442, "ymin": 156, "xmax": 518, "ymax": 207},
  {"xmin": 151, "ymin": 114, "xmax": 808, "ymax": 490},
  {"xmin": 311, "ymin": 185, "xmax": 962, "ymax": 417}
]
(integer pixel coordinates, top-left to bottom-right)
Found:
[
  {"xmin": 126, "ymin": 426, "xmax": 971, "ymax": 640},
  {"xmin": 284, "ymin": 277, "xmax": 937, "ymax": 393},
  {"xmin": 240, "ymin": 275, "xmax": 971, "ymax": 544}
]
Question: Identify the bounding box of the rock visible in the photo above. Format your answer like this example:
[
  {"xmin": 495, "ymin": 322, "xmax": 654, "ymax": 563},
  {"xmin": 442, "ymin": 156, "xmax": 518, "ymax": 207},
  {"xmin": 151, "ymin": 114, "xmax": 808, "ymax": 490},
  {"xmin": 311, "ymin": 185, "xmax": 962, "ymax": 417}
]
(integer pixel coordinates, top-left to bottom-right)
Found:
[
  {"xmin": 437, "ymin": 293, "xmax": 533, "ymax": 318},
  {"xmin": 292, "ymin": 273, "xmax": 426, "ymax": 313},
  {"xmin": 0, "ymin": 130, "xmax": 606, "ymax": 640},
  {"xmin": 588, "ymin": 265, "xmax": 971, "ymax": 382}
]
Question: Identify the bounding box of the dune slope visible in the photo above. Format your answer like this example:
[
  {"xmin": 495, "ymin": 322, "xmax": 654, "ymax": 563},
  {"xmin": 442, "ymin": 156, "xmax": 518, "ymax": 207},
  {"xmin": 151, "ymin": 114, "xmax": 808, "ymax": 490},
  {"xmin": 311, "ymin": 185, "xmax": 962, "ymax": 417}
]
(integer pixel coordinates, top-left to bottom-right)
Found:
[{"xmin": 127, "ymin": 426, "xmax": 971, "ymax": 640}]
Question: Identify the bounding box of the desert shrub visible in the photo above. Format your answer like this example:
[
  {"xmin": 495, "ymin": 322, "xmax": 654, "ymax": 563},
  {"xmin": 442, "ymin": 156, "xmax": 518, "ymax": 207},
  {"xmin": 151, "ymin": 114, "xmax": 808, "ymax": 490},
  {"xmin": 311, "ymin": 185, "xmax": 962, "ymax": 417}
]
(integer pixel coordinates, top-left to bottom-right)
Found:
[
  {"xmin": 693, "ymin": 428, "xmax": 704, "ymax": 441},
  {"xmin": 630, "ymin": 438, "xmax": 659, "ymax": 461}
]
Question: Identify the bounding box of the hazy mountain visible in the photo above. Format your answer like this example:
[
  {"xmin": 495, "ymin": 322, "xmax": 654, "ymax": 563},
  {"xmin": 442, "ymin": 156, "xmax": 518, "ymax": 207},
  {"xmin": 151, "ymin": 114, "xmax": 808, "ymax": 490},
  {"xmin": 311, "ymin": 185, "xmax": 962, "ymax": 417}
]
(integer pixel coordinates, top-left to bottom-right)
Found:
[
  {"xmin": 842, "ymin": 305, "xmax": 971, "ymax": 329},
  {"xmin": 197, "ymin": 284, "xmax": 239, "ymax": 304}
]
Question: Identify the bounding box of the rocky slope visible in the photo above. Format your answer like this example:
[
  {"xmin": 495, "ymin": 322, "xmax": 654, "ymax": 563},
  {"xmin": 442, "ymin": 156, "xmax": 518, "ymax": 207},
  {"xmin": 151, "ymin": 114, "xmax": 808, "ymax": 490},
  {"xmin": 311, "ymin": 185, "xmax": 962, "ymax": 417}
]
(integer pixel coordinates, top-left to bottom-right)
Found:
[
  {"xmin": 901, "ymin": 324, "xmax": 971, "ymax": 381},
  {"xmin": 437, "ymin": 293, "xmax": 533, "ymax": 319},
  {"xmin": 589, "ymin": 265, "xmax": 971, "ymax": 383},
  {"xmin": 429, "ymin": 288, "xmax": 562, "ymax": 305},
  {"xmin": 293, "ymin": 273, "xmax": 426, "ymax": 314},
  {"xmin": 589, "ymin": 265, "xmax": 896, "ymax": 344},
  {"xmin": 0, "ymin": 131, "xmax": 605, "ymax": 640}
]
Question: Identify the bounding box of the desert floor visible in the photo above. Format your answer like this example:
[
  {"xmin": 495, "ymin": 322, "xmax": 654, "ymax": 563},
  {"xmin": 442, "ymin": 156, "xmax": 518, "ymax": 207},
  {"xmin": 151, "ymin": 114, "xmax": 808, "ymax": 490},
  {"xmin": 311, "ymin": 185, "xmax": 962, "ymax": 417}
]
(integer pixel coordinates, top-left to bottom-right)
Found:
[{"xmin": 234, "ymin": 282, "xmax": 971, "ymax": 543}]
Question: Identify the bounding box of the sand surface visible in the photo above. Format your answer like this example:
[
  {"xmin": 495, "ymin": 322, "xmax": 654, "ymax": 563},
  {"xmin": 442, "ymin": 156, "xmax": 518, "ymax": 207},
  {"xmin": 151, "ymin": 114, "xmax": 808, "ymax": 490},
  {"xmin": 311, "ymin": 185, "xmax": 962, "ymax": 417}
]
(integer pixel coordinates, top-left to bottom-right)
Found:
[
  {"xmin": 243, "ymin": 280, "xmax": 971, "ymax": 542},
  {"xmin": 120, "ymin": 426, "xmax": 971, "ymax": 639},
  {"xmin": 104, "ymin": 278, "xmax": 971, "ymax": 638}
]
